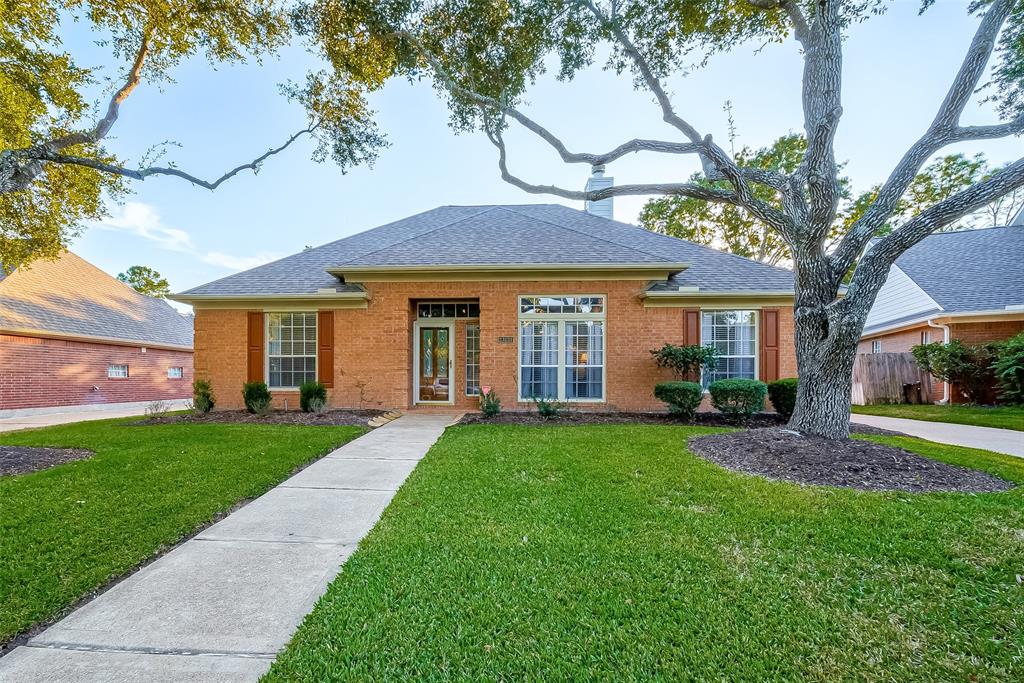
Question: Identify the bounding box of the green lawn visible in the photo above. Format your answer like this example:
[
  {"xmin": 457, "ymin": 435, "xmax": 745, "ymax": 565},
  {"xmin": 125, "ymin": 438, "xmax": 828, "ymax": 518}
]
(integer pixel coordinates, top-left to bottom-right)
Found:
[
  {"xmin": 267, "ymin": 424, "xmax": 1024, "ymax": 681},
  {"xmin": 852, "ymin": 403, "xmax": 1024, "ymax": 431},
  {"xmin": 0, "ymin": 419, "xmax": 364, "ymax": 645}
]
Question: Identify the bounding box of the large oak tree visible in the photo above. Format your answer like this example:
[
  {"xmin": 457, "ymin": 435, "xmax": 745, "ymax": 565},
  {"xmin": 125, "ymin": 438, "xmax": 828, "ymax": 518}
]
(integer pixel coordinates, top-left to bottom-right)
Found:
[{"xmin": 297, "ymin": 0, "xmax": 1024, "ymax": 439}]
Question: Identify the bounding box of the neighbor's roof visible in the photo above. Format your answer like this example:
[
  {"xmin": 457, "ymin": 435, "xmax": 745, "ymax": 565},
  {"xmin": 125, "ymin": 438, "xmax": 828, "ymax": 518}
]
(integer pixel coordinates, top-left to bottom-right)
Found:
[
  {"xmin": 179, "ymin": 204, "xmax": 794, "ymax": 297},
  {"xmin": 892, "ymin": 226, "xmax": 1024, "ymax": 313},
  {"xmin": 0, "ymin": 252, "xmax": 194, "ymax": 349}
]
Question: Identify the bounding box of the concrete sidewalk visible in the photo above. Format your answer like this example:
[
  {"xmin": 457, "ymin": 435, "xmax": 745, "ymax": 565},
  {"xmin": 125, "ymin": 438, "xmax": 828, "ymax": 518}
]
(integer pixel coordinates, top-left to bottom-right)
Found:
[
  {"xmin": 851, "ymin": 413, "xmax": 1024, "ymax": 458},
  {"xmin": 0, "ymin": 414, "xmax": 455, "ymax": 682},
  {"xmin": 0, "ymin": 400, "xmax": 191, "ymax": 434}
]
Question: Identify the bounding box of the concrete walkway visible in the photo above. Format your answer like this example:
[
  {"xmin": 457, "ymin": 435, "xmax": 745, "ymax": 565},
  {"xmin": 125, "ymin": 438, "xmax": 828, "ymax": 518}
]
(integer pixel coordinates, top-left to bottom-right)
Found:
[
  {"xmin": 0, "ymin": 400, "xmax": 191, "ymax": 434},
  {"xmin": 851, "ymin": 413, "xmax": 1024, "ymax": 458},
  {"xmin": 0, "ymin": 414, "xmax": 454, "ymax": 682}
]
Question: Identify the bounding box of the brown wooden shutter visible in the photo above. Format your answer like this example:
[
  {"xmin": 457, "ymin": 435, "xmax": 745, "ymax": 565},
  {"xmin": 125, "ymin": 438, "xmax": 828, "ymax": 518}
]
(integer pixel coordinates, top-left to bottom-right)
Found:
[
  {"xmin": 760, "ymin": 308, "xmax": 780, "ymax": 383},
  {"xmin": 682, "ymin": 308, "xmax": 701, "ymax": 346},
  {"xmin": 317, "ymin": 310, "xmax": 334, "ymax": 387},
  {"xmin": 247, "ymin": 311, "xmax": 264, "ymax": 383}
]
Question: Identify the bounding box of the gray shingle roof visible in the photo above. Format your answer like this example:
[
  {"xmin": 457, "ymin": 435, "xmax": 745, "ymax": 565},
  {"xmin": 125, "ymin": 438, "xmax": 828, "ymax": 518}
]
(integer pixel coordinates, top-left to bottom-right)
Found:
[
  {"xmin": 0, "ymin": 252, "xmax": 194, "ymax": 348},
  {"xmin": 892, "ymin": 226, "xmax": 1024, "ymax": 313},
  {"xmin": 180, "ymin": 204, "xmax": 794, "ymax": 297}
]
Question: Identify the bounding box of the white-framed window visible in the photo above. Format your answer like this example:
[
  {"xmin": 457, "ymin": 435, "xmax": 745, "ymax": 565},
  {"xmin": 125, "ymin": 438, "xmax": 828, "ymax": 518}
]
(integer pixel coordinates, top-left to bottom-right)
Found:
[
  {"xmin": 872, "ymin": 340, "xmax": 882, "ymax": 354},
  {"xmin": 920, "ymin": 330, "xmax": 929, "ymax": 345},
  {"xmin": 701, "ymin": 310, "xmax": 757, "ymax": 388},
  {"xmin": 107, "ymin": 364, "xmax": 129, "ymax": 379},
  {"xmin": 267, "ymin": 312, "xmax": 317, "ymax": 389},
  {"xmin": 466, "ymin": 323, "xmax": 481, "ymax": 396},
  {"xmin": 518, "ymin": 296, "xmax": 605, "ymax": 401},
  {"xmin": 167, "ymin": 367, "xmax": 183, "ymax": 379}
]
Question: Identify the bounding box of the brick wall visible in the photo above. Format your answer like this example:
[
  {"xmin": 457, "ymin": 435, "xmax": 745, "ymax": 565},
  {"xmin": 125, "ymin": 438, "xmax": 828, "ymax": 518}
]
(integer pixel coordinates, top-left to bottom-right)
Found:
[
  {"xmin": 0, "ymin": 334, "xmax": 193, "ymax": 410},
  {"xmin": 193, "ymin": 281, "xmax": 797, "ymax": 412}
]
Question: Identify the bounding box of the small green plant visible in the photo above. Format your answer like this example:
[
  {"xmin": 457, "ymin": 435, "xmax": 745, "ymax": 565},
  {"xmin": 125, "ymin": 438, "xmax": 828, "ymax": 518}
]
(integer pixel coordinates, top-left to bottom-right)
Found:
[
  {"xmin": 299, "ymin": 380, "xmax": 328, "ymax": 412},
  {"xmin": 144, "ymin": 399, "xmax": 172, "ymax": 419},
  {"xmin": 708, "ymin": 378, "xmax": 767, "ymax": 419},
  {"xmin": 242, "ymin": 381, "xmax": 272, "ymax": 414},
  {"xmin": 767, "ymin": 378, "xmax": 798, "ymax": 420},
  {"xmin": 993, "ymin": 332, "xmax": 1024, "ymax": 405},
  {"xmin": 653, "ymin": 381, "xmax": 703, "ymax": 418},
  {"xmin": 532, "ymin": 396, "xmax": 564, "ymax": 419},
  {"xmin": 650, "ymin": 343, "xmax": 717, "ymax": 380},
  {"xmin": 912, "ymin": 340, "xmax": 995, "ymax": 404},
  {"xmin": 480, "ymin": 389, "xmax": 501, "ymax": 417},
  {"xmin": 192, "ymin": 379, "xmax": 215, "ymax": 414},
  {"xmin": 307, "ymin": 397, "xmax": 328, "ymax": 414}
]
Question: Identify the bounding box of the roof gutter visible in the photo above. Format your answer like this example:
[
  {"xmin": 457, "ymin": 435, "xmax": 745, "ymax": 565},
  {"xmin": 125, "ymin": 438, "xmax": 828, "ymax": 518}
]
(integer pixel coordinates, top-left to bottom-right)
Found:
[
  {"xmin": 0, "ymin": 327, "xmax": 193, "ymax": 352},
  {"xmin": 168, "ymin": 289, "xmax": 370, "ymax": 306},
  {"xmin": 327, "ymin": 262, "xmax": 690, "ymax": 283}
]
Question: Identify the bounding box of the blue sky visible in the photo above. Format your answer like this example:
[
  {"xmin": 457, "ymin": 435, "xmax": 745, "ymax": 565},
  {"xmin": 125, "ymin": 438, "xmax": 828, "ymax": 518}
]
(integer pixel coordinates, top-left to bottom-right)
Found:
[{"xmin": 67, "ymin": 2, "xmax": 1023, "ymax": 301}]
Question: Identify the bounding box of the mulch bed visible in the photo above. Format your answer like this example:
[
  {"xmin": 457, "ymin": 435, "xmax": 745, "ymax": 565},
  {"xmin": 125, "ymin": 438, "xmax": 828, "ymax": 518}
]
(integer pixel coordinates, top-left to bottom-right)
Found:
[
  {"xmin": 132, "ymin": 409, "xmax": 386, "ymax": 428},
  {"xmin": 1, "ymin": 446, "xmax": 95, "ymax": 476},
  {"xmin": 459, "ymin": 411, "xmax": 787, "ymax": 428},
  {"xmin": 689, "ymin": 428, "xmax": 1014, "ymax": 493}
]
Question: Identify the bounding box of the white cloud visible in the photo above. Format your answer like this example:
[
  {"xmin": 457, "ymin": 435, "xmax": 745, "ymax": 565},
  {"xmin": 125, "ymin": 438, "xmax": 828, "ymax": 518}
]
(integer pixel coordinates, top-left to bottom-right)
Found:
[
  {"xmin": 97, "ymin": 202, "xmax": 195, "ymax": 253},
  {"xmin": 94, "ymin": 202, "xmax": 279, "ymax": 273},
  {"xmin": 202, "ymin": 251, "xmax": 280, "ymax": 271}
]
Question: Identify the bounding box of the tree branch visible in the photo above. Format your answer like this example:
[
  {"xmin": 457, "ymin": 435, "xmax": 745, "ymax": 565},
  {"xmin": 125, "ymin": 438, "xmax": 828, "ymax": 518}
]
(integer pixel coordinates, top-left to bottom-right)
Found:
[
  {"xmin": 952, "ymin": 113, "xmax": 1024, "ymax": 141},
  {"xmin": 483, "ymin": 125, "xmax": 739, "ymax": 205},
  {"xmin": 842, "ymin": 156, "xmax": 1024, "ymax": 316},
  {"xmin": 33, "ymin": 124, "xmax": 319, "ymax": 190},
  {"xmin": 830, "ymin": 0, "xmax": 1014, "ymax": 273}
]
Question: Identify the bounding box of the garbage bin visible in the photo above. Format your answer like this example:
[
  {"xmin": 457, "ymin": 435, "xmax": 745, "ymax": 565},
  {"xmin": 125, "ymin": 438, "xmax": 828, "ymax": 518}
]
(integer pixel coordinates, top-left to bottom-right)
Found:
[{"xmin": 902, "ymin": 382, "xmax": 923, "ymax": 404}]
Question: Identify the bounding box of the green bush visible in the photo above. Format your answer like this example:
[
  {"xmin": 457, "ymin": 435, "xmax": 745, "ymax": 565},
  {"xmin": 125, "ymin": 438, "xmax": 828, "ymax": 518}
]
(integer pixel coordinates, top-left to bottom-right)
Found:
[
  {"xmin": 767, "ymin": 378, "xmax": 798, "ymax": 420},
  {"xmin": 242, "ymin": 381, "xmax": 272, "ymax": 414},
  {"xmin": 192, "ymin": 379, "xmax": 215, "ymax": 414},
  {"xmin": 480, "ymin": 389, "xmax": 501, "ymax": 417},
  {"xmin": 299, "ymin": 381, "xmax": 328, "ymax": 412},
  {"xmin": 709, "ymin": 379, "xmax": 767, "ymax": 419},
  {"xmin": 993, "ymin": 332, "xmax": 1024, "ymax": 405},
  {"xmin": 912, "ymin": 340, "xmax": 995, "ymax": 404},
  {"xmin": 650, "ymin": 343, "xmax": 717, "ymax": 379},
  {"xmin": 532, "ymin": 397, "xmax": 564, "ymax": 419},
  {"xmin": 653, "ymin": 381, "xmax": 703, "ymax": 418}
]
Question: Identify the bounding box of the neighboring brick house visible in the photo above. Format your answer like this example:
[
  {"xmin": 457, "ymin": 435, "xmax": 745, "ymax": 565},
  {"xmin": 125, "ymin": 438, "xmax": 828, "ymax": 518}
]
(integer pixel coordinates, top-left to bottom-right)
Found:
[
  {"xmin": 858, "ymin": 227, "xmax": 1024, "ymax": 403},
  {"xmin": 173, "ymin": 204, "xmax": 797, "ymax": 412},
  {"xmin": 0, "ymin": 251, "xmax": 194, "ymax": 414}
]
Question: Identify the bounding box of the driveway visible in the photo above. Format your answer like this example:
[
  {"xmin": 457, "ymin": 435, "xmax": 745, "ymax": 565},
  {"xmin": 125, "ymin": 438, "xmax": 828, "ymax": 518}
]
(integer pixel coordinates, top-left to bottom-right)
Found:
[
  {"xmin": 0, "ymin": 400, "xmax": 191, "ymax": 434},
  {"xmin": 0, "ymin": 413, "xmax": 455, "ymax": 682},
  {"xmin": 851, "ymin": 413, "xmax": 1024, "ymax": 458}
]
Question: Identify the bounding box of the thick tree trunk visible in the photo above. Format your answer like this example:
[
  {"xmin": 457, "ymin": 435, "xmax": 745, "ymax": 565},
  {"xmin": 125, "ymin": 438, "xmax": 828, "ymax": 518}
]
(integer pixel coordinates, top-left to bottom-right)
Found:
[{"xmin": 785, "ymin": 256, "xmax": 863, "ymax": 440}]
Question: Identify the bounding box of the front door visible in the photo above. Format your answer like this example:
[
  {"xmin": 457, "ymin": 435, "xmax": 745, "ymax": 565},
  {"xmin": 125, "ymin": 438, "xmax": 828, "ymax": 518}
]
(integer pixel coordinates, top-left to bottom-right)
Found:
[{"xmin": 417, "ymin": 326, "xmax": 451, "ymax": 403}]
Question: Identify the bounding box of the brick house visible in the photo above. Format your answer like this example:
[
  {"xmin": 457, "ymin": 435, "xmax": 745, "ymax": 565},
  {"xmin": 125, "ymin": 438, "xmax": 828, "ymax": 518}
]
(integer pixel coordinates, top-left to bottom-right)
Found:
[
  {"xmin": 172, "ymin": 204, "xmax": 797, "ymax": 412},
  {"xmin": 858, "ymin": 227, "xmax": 1024, "ymax": 402},
  {"xmin": 0, "ymin": 251, "xmax": 194, "ymax": 415}
]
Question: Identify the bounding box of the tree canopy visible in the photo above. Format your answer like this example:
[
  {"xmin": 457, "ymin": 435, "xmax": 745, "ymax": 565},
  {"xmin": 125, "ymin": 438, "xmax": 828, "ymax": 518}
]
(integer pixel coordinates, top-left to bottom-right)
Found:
[
  {"xmin": 117, "ymin": 265, "xmax": 170, "ymax": 298},
  {"xmin": 1, "ymin": 0, "xmax": 385, "ymax": 269}
]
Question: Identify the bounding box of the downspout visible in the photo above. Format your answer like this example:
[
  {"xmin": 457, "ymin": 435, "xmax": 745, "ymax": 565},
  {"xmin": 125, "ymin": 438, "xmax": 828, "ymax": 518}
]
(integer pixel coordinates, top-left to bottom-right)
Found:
[{"xmin": 926, "ymin": 318, "xmax": 950, "ymax": 404}]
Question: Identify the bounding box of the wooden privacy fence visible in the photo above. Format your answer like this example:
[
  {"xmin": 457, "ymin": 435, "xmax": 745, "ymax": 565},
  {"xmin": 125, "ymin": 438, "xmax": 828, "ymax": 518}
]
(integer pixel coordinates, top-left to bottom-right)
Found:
[{"xmin": 852, "ymin": 352, "xmax": 933, "ymax": 406}]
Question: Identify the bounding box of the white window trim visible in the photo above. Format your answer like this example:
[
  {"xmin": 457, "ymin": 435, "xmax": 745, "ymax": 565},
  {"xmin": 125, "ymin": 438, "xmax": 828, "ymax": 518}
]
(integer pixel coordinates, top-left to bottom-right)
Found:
[
  {"xmin": 699, "ymin": 309, "xmax": 759, "ymax": 389},
  {"xmin": 466, "ymin": 323, "xmax": 481, "ymax": 397},
  {"xmin": 265, "ymin": 311, "xmax": 318, "ymax": 391},
  {"xmin": 107, "ymin": 364, "xmax": 129, "ymax": 379},
  {"xmin": 517, "ymin": 295, "xmax": 607, "ymax": 403},
  {"xmin": 167, "ymin": 367, "xmax": 183, "ymax": 379},
  {"xmin": 872, "ymin": 339, "xmax": 882, "ymax": 354}
]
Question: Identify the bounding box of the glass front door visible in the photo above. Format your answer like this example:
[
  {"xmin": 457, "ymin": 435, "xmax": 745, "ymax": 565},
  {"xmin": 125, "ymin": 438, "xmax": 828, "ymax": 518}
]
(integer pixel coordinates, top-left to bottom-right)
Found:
[{"xmin": 418, "ymin": 327, "xmax": 450, "ymax": 402}]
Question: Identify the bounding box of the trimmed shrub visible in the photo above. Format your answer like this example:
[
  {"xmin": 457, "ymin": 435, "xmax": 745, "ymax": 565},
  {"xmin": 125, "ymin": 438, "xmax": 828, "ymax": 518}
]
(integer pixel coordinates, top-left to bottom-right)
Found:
[
  {"xmin": 993, "ymin": 332, "xmax": 1024, "ymax": 405},
  {"xmin": 193, "ymin": 379, "xmax": 215, "ymax": 414},
  {"xmin": 709, "ymin": 378, "xmax": 767, "ymax": 419},
  {"xmin": 767, "ymin": 378, "xmax": 798, "ymax": 420},
  {"xmin": 651, "ymin": 343, "xmax": 717, "ymax": 379},
  {"xmin": 299, "ymin": 381, "xmax": 328, "ymax": 412},
  {"xmin": 653, "ymin": 381, "xmax": 703, "ymax": 418},
  {"xmin": 242, "ymin": 381, "xmax": 272, "ymax": 414},
  {"xmin": 480, "ymin": 389, "xmax": 501, "ymax": 417},
  {"xmin": 533, "ymin": 397, "xmax": 564, "ymax": 419},
  {"xmin": 912, "ymin": 340, "xmax": 995, "ymax": 404}
]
